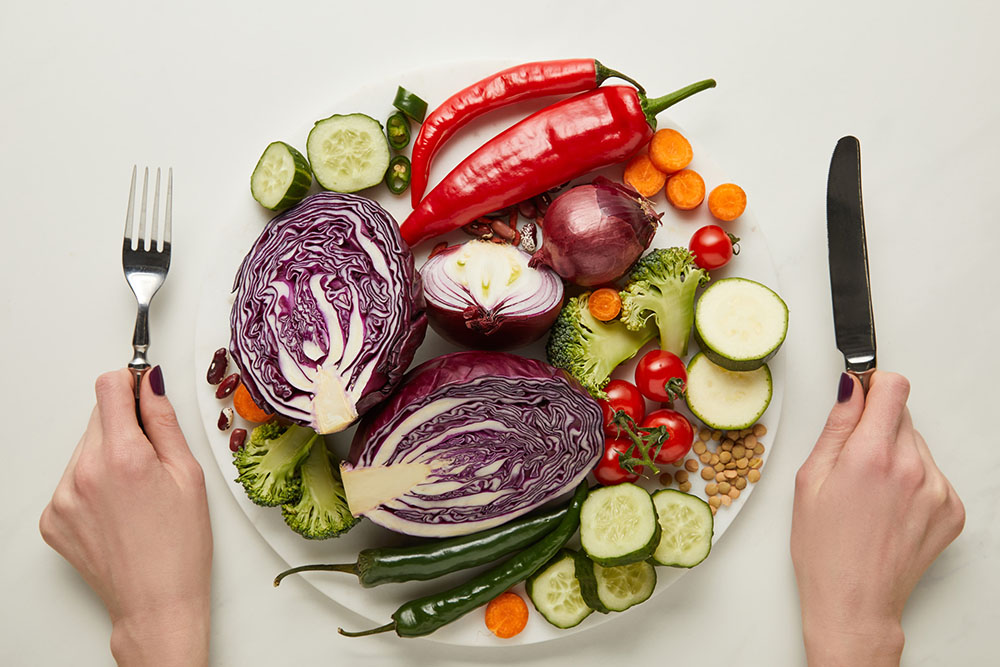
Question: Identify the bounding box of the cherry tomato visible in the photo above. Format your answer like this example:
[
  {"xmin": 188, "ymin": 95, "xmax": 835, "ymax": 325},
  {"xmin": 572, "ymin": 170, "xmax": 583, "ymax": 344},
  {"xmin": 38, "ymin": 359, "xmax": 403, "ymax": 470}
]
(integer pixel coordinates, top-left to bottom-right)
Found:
[
  {"xmin": 634, "ymin": 349, "xmax": 687, "ymax": 403},
  {"xmin": 641, "ymin": 409, "xmax": 694, "ymax": 464},
  {"xmin": 597, "ymin": 379, "xmax": 646, "ymax": 437},
  {"xmin": 689, "ymin": 224, "xmax": 738, "ymax": 270},
  {"xmin": 593, "ymin": 437, "xmax": 642, "ymax": 485}
]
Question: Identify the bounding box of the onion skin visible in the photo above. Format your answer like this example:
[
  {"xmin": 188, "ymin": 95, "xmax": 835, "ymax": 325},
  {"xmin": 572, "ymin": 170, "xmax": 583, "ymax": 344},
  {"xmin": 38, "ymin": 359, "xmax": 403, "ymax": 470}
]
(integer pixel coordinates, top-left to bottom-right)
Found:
[
  {"xmin": 421, "ymin": 241, "xmax": 564, "ymax": 350},
  {"xmin": 530, "ymin": 177, "xmax": 660, "ymax": 286},
  {"xmin": 425, "ymin": 298, "xmax": 562, "ymax": 350}
]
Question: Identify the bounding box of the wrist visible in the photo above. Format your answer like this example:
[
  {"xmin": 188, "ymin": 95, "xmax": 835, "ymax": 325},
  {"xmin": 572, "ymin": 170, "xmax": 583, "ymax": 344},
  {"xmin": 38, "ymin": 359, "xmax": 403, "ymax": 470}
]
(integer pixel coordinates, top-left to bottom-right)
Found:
[
  {"xmin": 802, "ymin": 614, "xmax": 904, "ymax": 667},
  {"xmin": 110, "ymin": 598, "xmax": 210, "ymax": 667}
]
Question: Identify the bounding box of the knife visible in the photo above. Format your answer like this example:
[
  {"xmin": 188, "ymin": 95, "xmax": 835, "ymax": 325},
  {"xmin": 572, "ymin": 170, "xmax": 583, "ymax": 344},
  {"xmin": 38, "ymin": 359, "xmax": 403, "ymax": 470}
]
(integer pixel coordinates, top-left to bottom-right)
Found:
[{"xmin": 827, "ymin": 135, "xmax": 877, "ymax": 394}]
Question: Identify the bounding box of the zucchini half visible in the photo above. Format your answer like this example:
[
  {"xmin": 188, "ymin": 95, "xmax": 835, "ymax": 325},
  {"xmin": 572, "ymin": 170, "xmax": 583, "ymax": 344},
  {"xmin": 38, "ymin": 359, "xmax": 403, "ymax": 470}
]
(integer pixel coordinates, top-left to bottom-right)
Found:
[
  {"xmin": 685, "ymin": 352, "xmax": 772, "ymax": 431},
  {"xmin": 693, "ymin": 277, "xmax": 788, "ymax": 372}
]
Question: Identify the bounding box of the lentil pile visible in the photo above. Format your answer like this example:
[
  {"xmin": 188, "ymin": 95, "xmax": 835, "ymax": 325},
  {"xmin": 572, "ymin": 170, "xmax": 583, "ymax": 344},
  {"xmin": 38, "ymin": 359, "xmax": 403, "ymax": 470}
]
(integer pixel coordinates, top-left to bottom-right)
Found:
[{"xmin": 661, "ymin": 423, "xmax": 767, "ymax": 514}]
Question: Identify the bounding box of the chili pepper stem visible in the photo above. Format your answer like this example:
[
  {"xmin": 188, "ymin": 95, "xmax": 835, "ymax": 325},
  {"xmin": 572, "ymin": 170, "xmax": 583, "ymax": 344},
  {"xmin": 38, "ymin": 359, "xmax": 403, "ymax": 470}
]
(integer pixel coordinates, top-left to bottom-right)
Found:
[
  {"xmin": 273, "ymin": 562, "xmax": 359, "ymax": 587},
  {"xmin": 593, "ymin": 60, "xmax": 645, "ymax": 94},
  {"xmin": 640, "ymin": 79, "xmax": 717, "ymax": 129},
  {"xmin": 339, "ymin": 622, "xmax": 397, "ymax": 638}
]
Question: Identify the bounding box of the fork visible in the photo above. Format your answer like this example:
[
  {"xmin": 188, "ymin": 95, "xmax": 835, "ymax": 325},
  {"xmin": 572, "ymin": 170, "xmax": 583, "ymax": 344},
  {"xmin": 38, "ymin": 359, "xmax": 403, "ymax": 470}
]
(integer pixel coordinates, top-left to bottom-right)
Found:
[{"xmin": 123, "ymin": 166, "xmax": 172, "ymax": 424}]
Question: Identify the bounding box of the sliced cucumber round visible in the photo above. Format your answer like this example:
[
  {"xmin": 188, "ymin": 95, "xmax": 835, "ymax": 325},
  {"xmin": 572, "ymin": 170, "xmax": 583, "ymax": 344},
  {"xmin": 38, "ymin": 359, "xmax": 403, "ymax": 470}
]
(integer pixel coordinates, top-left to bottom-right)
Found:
[
  {"xmin": 651, "ymin": 489, "xmax": 713, "ymax": 568},
  {"xmin": 579, "ymin": 483, "xmax": 661, "ymax": 567},
  {"xmin": 571, "ymin": 551, "xmax": 610, "ymax": 614},
  {"xmin": 306, "ymin": 113, "xmax": 390, "ymax": 193},
  {"xmin": 250, "ymin": 141, "xmax": 312, "ymax": 210},
  {"xmin": 694, "ymin": 277, "xmax": 788, "ymax": 371},
  {"xmin": 685, "ymin": 352, "xmax": 772, "ymax": 430},
  {"xmin": 590, "ymin": 558, "xmax": 657, "ymax": 612},
  {"xmin": 526, "ymin": 549, "xmax": 593, "ymax": 629}
]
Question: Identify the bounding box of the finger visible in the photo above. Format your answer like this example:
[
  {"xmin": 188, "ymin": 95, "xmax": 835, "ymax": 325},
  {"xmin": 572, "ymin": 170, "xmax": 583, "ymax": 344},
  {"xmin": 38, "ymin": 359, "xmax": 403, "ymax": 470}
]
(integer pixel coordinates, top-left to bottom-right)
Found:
[
  {"xmin": 139, "ymin": 365, "xmax": 194, "ymax": 463},
  {"xmin": 95, "ymin": 369, "xmax": 144, "ymax": 444},
  {"xmin": 800, "ymin": 372, "xmax": 865, "ymax": 475},
  {"xmin": 850, "ymin": 371, "xmax": 911, "ymax": 450}
]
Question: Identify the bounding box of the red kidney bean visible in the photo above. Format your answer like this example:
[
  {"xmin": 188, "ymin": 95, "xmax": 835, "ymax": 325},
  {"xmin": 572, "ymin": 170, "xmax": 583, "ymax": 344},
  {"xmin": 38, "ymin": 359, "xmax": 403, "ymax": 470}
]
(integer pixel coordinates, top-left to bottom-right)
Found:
[
  {"xmin": 206, "ymin": 348, "xmax": 228, "ymax": 385},
  {"xmin": 490, "ymin": 218, "xmax": 516, "ymax": 241},
  {"xmin": 218, "ymin": 407, "xmax": 234, "ymax": 431},
  {"xmin": 518, "ymin": 199, "xmax": 538, "ymax": 219},
  {"xmin": 462, "ymin": 220, "xmax": 494, "ymax": 238},
  {"xmin": 229, "ymin": 428, "xmax": 247, "ymax": 451},
  {"xmin": 216, "ymin": 373, "xmax": 240, "ymax": 399}
]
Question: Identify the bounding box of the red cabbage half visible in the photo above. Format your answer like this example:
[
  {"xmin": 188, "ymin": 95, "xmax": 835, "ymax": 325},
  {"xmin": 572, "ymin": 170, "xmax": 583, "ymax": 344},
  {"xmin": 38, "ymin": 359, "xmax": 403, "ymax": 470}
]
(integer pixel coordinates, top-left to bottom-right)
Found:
[
  {"xmin": 230, "ymin": 192, "xmax": 427, "ymax": 434},
  {"xmin": 341, "ymin": 351, "xmax": 603, "ymax": 537}
]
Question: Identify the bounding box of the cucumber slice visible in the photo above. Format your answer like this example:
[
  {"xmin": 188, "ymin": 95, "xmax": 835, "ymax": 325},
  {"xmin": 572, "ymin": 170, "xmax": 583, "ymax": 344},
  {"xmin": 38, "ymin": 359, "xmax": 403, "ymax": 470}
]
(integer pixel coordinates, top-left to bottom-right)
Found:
[
  {"xmin": 576, "ymin": 552, "xmax": 657, "ymax": 613},
  {"xmin": 571, "ymin": 550, "xmax": 609, "ymax": 614},
  {"xmin": 579, "ymin": 483, "xmax": 661, "ymax": 567},
  {"xmin": 651, "ymin": 489, "xmax": 713, "ymax": 568},
  {"xmin": 250, "ymin": 141, "xmax": 312, "ymax": 210},
  {"xmin": 694, "ymin": 278, "xmax": 788, "ymax": 371},
  {"xmin": 685, "ymin": 352, "xmax": 772, "ymax": 430},
  {"xmin": 526, "ymin": 549, "xmax": 594, "ymax": 629},
  {"xmin": 307, "ymin": 113, "xmax": 390, "ymax": 193}
]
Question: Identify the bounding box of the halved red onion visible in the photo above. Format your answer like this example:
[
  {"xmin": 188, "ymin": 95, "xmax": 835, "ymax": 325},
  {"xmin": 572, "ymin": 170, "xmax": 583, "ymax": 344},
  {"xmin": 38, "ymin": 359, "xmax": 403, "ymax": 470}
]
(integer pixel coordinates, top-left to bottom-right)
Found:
[
  {"xmin": 530, "ymin": 177, "xmax": 661, "ymax": 287},
  {"xmin": 420, "ymin": 240, "xmax": 564, "ymax": 350}
]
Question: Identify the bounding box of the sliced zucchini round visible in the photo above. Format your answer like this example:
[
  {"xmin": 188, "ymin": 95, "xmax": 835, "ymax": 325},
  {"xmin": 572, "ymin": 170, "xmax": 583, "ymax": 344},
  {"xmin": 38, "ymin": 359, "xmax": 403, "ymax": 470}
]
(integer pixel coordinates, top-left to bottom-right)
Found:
[
  {"xmin": 694, "ymin": 277, "xmax": 788, "ymax": 371},
  {"xmin": 306, "ymin": 113, "xmax": 390, "ymax": 193},
  {"xmin": 526, "ymin": 549, "xmax": 594, "ymax": 629},
  {"xmin": 685, "ymin": 352, "xmax": 772, "ymax": 430},
  {"xmin": 579, "ymin": 483, "xmax": 661, "ymax": 567},
  {"xmin": 250, "ymin": 141, "xmax": 312, "ymax": 210},
  {"xmin": 651, "ymin": 489, "xmax": 713, "ymax": 568}
]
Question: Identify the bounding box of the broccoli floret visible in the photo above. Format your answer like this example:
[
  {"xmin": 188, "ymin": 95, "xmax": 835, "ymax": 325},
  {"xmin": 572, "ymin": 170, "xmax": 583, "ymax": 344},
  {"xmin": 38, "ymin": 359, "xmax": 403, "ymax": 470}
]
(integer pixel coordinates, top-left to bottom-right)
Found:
[
  {"xmin": 233, "ymin": 422, "xmax": 318, "ymax": 507},
  {"xmin": 547, "ymin": 293, "xmax": 657, "ymax": 398},
  {"xmin": 281, "ymin": 441, "xmax": 358, "ymax": 539},
  {"xmin": 619, "ymin": 247, "xmax": 710, "ymax": 356}
]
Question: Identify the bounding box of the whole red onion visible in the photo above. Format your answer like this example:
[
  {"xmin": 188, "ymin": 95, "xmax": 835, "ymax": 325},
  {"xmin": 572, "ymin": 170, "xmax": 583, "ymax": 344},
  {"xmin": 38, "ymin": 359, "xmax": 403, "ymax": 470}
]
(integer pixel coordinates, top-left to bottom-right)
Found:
[{"xmin": 529, "ymin": 177, "xmax": 661, "ymax": 286}]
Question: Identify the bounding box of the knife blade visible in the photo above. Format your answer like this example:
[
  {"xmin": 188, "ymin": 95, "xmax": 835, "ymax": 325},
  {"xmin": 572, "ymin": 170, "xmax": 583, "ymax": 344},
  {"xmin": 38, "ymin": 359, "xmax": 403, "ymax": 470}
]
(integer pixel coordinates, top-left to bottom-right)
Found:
[{"xmin": 827, "ymin": 135, "xmax": 877, "ymax": 393}]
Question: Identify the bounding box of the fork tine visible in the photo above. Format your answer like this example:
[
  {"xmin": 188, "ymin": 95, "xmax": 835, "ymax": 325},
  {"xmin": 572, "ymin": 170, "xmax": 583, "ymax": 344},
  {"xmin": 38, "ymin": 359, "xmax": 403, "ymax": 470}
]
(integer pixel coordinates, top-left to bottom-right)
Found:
[
  {"xmin": 124, "ymin": 165, "xmax": 137, "ymax": 245},
  {"xmin": 138, "ymin": 167, "xmax": 149, "ymax": 251},
  {"xmin": 151, "ymin": 168, "xmax": 161, "ymax": 251},
  {"xmin": 164, "ymin": 168, "xmax": 173, "ymax": 246}
]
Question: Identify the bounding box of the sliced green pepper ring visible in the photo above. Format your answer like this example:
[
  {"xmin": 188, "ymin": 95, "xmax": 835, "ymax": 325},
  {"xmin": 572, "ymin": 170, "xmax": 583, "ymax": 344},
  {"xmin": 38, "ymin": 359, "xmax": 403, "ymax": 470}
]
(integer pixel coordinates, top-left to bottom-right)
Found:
[
  {"xmin": 385, "ymin": 155, "xmax": 411, "ymax": 195},
  {"xmin": 393, "ymin": 86, "xmax": 428, "ymax": 123},
  {"xmin": 386, "ymin": 112, "xmax": 411, "ymax": 151}
]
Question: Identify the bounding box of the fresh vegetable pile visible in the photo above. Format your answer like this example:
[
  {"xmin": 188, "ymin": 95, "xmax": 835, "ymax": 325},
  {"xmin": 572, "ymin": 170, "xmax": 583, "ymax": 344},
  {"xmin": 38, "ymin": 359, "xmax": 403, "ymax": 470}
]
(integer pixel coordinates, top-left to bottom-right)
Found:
[{"xmin": 215, "ymin": 58, "xmax": 789, "ymax": 641}]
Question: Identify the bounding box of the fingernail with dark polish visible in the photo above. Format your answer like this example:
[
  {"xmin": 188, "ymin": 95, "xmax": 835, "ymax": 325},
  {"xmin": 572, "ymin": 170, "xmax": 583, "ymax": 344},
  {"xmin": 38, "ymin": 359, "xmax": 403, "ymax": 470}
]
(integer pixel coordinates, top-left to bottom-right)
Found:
[
  {"xmin": 837, "ymin": 372, "xmax": 853, "ymax": 403},
  {"xmin": 149, "ymin": 365, "xmax": 165, "ymax": 396}
]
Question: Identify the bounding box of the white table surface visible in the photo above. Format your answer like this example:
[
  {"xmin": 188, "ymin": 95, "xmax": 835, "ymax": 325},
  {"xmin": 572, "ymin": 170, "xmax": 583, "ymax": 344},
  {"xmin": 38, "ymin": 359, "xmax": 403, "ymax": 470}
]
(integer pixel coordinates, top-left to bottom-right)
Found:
[{"xmin": 3, "ymin": 1, "xmax": 998, "ymax": 664}]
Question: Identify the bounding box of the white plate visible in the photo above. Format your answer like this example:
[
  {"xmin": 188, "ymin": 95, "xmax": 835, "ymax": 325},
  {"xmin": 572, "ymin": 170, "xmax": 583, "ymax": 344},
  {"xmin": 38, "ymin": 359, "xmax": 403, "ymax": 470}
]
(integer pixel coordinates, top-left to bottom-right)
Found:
[{"xmin": 194, "ymin": 60, "xmax": 785, "ymax": 646}]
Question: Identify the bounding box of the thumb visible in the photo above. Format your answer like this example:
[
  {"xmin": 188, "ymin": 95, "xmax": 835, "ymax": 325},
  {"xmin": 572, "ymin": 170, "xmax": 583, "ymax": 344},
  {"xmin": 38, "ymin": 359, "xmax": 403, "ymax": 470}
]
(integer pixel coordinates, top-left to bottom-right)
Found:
[
  {"xmin": 801, "ymin": 373, "xmax": 865, "ymax": 476},
  {"xmin": 139, "ymin": 365, "xmax": 193, "ymax": 463}
]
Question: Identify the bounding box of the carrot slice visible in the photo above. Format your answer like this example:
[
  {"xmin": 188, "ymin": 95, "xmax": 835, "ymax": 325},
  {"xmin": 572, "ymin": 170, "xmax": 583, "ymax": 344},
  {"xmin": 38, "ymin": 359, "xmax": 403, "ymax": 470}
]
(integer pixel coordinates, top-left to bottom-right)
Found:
[
  {"xmin": 589, "ymin": 288, "xmax": 622, "ymax": 321},
  {"xmin": 484, "ymin": 592, "xmax": 529, "ymax": 639},
  {"xmin": 233, "ymin": 383, "xmax": 275, "ymax": 423},
  {"xmin": 623, "ymin": 152, "xmax": 667, "ymax": 197},
  {"xmin": 665, "ymin": 169, "xmax": 706, "ymax": 210},
  {"xmin": 708, "ymin": 183, "xmax": 747, "ymax": 221},
  {"xmin": 649, "ymin": 128, "xmax": 693, "ymax": 173}
]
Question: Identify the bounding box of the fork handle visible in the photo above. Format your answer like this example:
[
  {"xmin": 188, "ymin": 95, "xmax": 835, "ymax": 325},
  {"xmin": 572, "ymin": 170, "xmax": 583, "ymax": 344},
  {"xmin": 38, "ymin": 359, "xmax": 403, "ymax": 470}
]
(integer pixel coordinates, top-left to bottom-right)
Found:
[{"xmin": 129, "ymin": 302, "xmax": 151, "ymax": 431}]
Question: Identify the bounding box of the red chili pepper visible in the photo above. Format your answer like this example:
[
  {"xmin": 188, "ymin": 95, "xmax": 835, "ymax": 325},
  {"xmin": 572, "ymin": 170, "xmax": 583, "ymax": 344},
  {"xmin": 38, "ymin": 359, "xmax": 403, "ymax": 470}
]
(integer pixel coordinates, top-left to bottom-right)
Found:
[
  {"xmin": 400, "ymin": 79, "xmax": 715, "ymax": 247},
  {"xmin": 409, "ymin": 59, "xmax": 643, "ymax": 207}
]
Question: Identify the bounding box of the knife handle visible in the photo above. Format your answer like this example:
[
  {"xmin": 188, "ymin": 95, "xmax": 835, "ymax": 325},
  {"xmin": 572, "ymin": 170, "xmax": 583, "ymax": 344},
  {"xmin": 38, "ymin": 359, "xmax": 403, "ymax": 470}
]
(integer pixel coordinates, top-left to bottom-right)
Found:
[{"xmin": 848, "ymin": 368, "xmax": 876, "ymax": 395}]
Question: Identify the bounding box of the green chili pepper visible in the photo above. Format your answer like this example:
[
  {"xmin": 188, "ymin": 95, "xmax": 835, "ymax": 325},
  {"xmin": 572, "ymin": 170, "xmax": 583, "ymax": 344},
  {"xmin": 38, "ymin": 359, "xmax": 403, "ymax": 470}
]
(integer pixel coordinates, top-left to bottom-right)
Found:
[
  {"xmin": 273, "ymin": 503, "xmax": 568, "ymax": 588},
  {"xmin": 385, "ymin": 155, "xmax": 411, "ymax": 195},
  {"xmin": 386, "ymin": 112, "xmax": 411, "ymax": 151},
  {"xmin": 339, "ymin": 482, "xmax": 590, "ymax": 638},
  {"xmin": 393, "ymin": 86, "xmax": 428, "ymax": 123}
]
